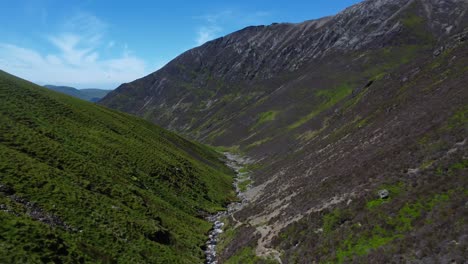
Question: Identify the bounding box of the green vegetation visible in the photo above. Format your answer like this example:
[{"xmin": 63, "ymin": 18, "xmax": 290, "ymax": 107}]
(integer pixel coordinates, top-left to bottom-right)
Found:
[
  {"xmin": 336, "ymin": 226, "xmax": 400, "ymax": 263},
  {"xmin": 401, "ymin": 14, "xmax": 424, "ymax": 28},
  {"xmin": 450, "ymin": 160, "xmax": 468, "ymax": 170},
  {"xmin": 323, "ymin": 209, "xmax": 347, "ymax": 234},
  {"xmin": 238, "ymin": 162, "xmax": 264, "ymax": 174},
  {"xmin": 216, "ymin": 218, "xmax": 238, "ymax": 254},
  {"xmin": 354, "ymin": 115, "xmax": 372, "ymax": 129},
  {"xmin": 297, "ymin": 117, "xmax": 332, "ymax": 141},
  {"xmin": 401, "ymin": 12, "xmax": 434, "ymax": 42},
  {"xmin": 225, "ymin": 247, "xmax": 260, "ymax": 264},
  {"xmin": 238, "ymin": 179, "xmax": 253, "ymax": 192},
  {"xmin": 366, "ymin": 183, "xmax": 404, "ymax": 209},
  {"xmin": 334, "ymin": 190, "xmax": 456, "ymax": 263},
  {"xmin": 225, "ymin": 246, "xmax": 278, "ymax": 264},
  {"xmin": 246, "ymin": 137, "xmax": 273, "ymax": 150},
  {"xmin": 420, "ymin": 159, "xmax": 435, "ymax": 169},
  {"xmin": 298, "ymin": 130, "xmax": 320, "ymax": 141},
  {"xmin": 365, "ymin": 198, "xmax": 387, "ymax": 210},
  {"xmin": 206, "ymin": 128, "xmax": 226, "ymax": 143},
  {"xmin": 288, "ymin": 84, "xmax": 352, "ymax": 130},
  {"xmin": 253, "ymin": 111, "xmax": 279, "ymax": 129},
  {"xmin": 439, "ymin": 158, "xmax": 468, "ymax": 177},
  {"xmin": 363, "ymin": 45, "xmax": 422, "ymax": 80},
  {"xmin": 0, "ymin": 70, "xmax": 236, "ymax": 263},
  {"xmin": 211, "ymin": 145, "xmax": 242, "ymax": 155},
  {"xmin": 277, "ymin": 167, "xmax": 464, "ymax": 263},
  {"xmin": 444, "ymin": 106, "xmax": 468, "ymax": 131},
  {"xmin": 343, "ymin": 86, "xmax": 369, "ymax": 112},
  {"xmin": 401, "ymin": 2, "xmax": 435, "ymax": 43},
  {"xmin": 235, "ymin": 164, "xmax": 253, "ymax": 192}
]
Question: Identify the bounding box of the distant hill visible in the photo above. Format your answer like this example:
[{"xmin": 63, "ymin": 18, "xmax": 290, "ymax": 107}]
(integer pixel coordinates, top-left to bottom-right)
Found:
[
  {"xmin": 44, "ymin": 85, "xmax": 110, "ymax": 102},
  {"xmin": 0, "ymin": 70, "xmax": 235, "ymax": 263}
]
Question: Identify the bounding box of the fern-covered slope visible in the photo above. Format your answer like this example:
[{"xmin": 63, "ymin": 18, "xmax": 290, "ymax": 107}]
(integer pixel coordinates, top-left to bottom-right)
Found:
[{"xmin": 0, "ymin": 70, "xmax": 235, "ymax": 263}]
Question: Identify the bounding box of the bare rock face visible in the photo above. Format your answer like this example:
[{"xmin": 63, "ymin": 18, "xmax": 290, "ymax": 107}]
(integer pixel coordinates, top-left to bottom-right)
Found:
[{"xmin": 101, "ymin": 0, "xmax": 468, "ymax": 262}]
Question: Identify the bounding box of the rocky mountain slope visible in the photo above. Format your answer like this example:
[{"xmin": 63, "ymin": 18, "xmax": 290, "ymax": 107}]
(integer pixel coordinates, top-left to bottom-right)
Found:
[
  {"xmin": 101, "ymin": 0, "xmax": 468, "ymax": 262},
  {"xmin": 0, "ymin": 70, "xmax": 236, "ymax": 263},
  {"xmin": 44, "ymin": 85, "xmax": 110, "ymax": 102}
]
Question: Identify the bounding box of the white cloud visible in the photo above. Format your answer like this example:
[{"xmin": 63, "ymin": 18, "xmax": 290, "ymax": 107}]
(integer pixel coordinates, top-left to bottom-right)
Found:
[
  {"xmin": 0, "ymin": 42, "xmax": 146, "ymax": 89},
  {"xmin": 0, "ymin": 13, "xmax": 147, "ymax": 89},
  {"xmin": 196, "ymin": 26, "xmax": 222, "ymax": 45},
  {"xmin": 62, "ymin": 12, "xmax": 107, "ymax": 44}
]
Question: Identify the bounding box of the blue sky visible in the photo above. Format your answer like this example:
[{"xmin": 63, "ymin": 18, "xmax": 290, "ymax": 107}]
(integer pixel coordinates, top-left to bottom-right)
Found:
[{"xmin": 0, "ymin": 0, "xmax": 362, "ymax": 89}]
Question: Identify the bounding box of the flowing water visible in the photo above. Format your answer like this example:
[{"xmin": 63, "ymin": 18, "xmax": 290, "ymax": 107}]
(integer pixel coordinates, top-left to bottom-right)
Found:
[{"xmin": 205, "ymin": 153, "xmax": 251, "ymax": 264}]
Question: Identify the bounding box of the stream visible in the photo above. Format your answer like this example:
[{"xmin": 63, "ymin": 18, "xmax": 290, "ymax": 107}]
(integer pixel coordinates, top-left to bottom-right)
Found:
[{"xmin": 205, "ymin": 153, "xmax": 251, "ymax": 264}]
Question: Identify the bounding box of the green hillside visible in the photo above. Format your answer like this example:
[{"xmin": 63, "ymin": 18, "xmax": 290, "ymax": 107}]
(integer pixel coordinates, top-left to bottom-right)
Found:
[{"xmin": 0, "ymin": 70, "xmax": 236, "ymax": 263}]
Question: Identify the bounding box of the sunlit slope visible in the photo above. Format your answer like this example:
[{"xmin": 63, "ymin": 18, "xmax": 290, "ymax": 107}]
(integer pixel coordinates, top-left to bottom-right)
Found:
[{"xmin": 0, "ymin": 70, "xmax": 235, "ymax": 263}]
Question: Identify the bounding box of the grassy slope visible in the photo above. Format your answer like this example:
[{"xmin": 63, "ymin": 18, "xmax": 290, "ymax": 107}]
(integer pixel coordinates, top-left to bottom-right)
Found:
[{"xmin": 0, "ymin": 70, "xmax": 236, "ymax": 263}]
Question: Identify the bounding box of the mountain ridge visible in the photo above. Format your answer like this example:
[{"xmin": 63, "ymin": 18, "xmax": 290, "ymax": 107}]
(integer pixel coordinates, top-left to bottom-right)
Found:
[
  {"xmin": 100, "ymin": 0, "xmax": 467, "ymax": 137},
  {"xmin": 44, "ymin": 85, "xmax": 110, "ymax": 102},
  {"xmin": 100, "ymin": 0, "xmax": 468, "ymax": 262}
]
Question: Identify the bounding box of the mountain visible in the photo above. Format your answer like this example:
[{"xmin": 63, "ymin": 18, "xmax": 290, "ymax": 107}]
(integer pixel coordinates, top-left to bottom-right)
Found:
[
  {"xmin": 101, "ymin": 0, "xmax": 468, "ymax": 262},
  {"xmin": 100, "ymin": 0, "xmax": 467, "ymax": 146},
  {"xmin": 44, "ymin": 85, "xmax": 110, "ymax": 102},
  {"xmin": 0, "ymin": 70, "xmax": 236, "ymax": 263}
]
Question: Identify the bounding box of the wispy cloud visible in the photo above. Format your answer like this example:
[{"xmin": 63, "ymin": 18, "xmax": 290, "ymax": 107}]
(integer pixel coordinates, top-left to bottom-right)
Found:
[
  {"xmin": 62, "ymin": 12, "xmax": 107, "ymax": 44},
  {"xmin": 194, "ymin": 9, "xmax": 272, "ymax": 46},
  {"xmin": 196, "ymin": 26, "xmax": 222, "ymax": 46},
  {"xmin": 0, "ymin": 12, "xmax": 147, "ymax": 89}
]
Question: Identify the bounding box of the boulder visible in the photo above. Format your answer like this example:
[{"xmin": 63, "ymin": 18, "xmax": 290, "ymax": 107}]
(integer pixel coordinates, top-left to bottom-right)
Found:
[{"xmin": 378, "ymin": 189, "xmax": 390, "ymax": 199}]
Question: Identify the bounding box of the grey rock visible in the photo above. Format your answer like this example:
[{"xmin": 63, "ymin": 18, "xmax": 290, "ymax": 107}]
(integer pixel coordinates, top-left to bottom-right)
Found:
[
  {"xmin": 378, "ymin": 189, "xmax": 390, "ymax": 199},
  {"xmin": 434, "ymin": 47, "xmax": 444, "ymax": 57}
]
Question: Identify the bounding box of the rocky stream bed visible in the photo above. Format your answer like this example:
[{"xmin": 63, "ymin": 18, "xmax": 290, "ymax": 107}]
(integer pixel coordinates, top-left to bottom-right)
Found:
[{"xmin": 205, "ymin": 153, "xmax": 252, "ymax": 264}]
